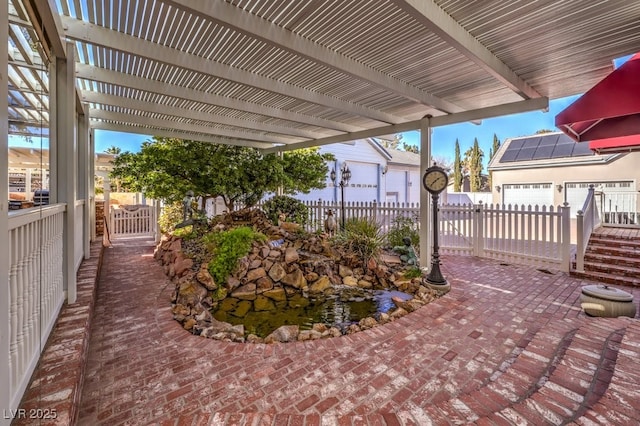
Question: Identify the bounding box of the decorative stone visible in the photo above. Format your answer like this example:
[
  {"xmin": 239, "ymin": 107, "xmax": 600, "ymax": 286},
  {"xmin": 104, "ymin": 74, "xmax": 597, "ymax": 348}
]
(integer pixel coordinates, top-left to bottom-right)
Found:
[
  {"xmin": 339, "ymin": 264, "xmax": 353, "ymax": 278},
  {"xmin": 357, "ymin": 279, "xmax": 373, "ymax": 289},
  {"xmin": 246, "ymin": 267, "xmax": 267, "ymax": 282},
  {"xmin": 196, "ymin": 265, "xmax": 217, "ymax": 291},
  {"xmin": 285, "ymin": 247, "xmax": 299, "ymax": 264},
  {"xmin": 255, "ymin": 276, "xmax": 274, "ymax": 293},
  {"xmin": 262, "ymin": 288, "xmax": 287, "ymax": 302},
  {"xmin": 309, "ymin": 276, "xmax": 332, "ymax": 294},
  {"xmin": 580, "ymin": 284, "xmax": 636, "ymax": 318},
  {"xmin": 265, "ymin": 325, "xmax": 299, "ymax": 343},
  {"xmin": 342, "ymin": 276, "xmax": 358, "ymax": 287},
  {"xmin": 232, "ymin": 283, "xmax": 257, "ymax": 300},
  {"xmin": 281, "ymin": 269, "xmax": 307, "ymax": 289},
  {"xmin": 268, "ymin": 262, "xmax": 287, "ymax": 282}
]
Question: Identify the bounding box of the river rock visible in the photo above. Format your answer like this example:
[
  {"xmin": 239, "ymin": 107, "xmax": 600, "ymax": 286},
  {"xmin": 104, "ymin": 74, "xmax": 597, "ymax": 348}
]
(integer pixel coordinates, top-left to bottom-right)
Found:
[
  {"xmin": 358, "ymin": 279, "xmax": 373, "ymax": 289},
  {"xmin": 246, "ymin": 267, "xmax": 266, "ymax": 282},
  {"xmin": 232, "ymin": 283, "xmax": 257, "ymax": 300},
  {"xmin": 249, "ymin": 259, "xmax": 262, "ymax": 269},
  {"xmin": 265, "ymin": 325, "xmax": 299, "ymax": 343},
  {"xmin": 256, "ymin": 276, "xmax": 274, "ymax": 293},
  {"xmin": 268, "ymin": 262, "xmax": 287, "ymax": 282},
  {"xmin": 183, "ymin": 318, "xmax": 197, "ymax": 331},
  {"xmin": 339, "ymin": 264, "xmax": 353, "ymax": 278},
  {"xmin": 175, "ymin": 281, "xmax": 208, "ymax": 307},
  {"xmin": 285, "ymin": 247, "xmax": 299, "ymax": 264},
  {"xmin": 281, "ymin": 269, "xmax": 307, "ymax": 289},
  {"xmin": 309, "ymin": 276, "xmax": 332, "ymax": 294},
  {"xmin": 342, "ymin": 276, "xmax": 358, "ymax": 287},
  {"xmin": 174, "ymin": 255, "xmax": 194, "ymax": 277},
  {"xmin": 196, "ymin": 265, "xmax": 217, "ymax": 291},
  {"xmin": 263, "ymin": 287, "xmax": 287, "ymax": 302}
]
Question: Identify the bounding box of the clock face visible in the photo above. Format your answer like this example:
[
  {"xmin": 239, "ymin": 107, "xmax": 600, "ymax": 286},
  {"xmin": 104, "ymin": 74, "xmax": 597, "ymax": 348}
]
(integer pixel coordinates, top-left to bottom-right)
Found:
[{"xmin": 423, "ymin": 168, "xmax": 448, "ymax": 193}]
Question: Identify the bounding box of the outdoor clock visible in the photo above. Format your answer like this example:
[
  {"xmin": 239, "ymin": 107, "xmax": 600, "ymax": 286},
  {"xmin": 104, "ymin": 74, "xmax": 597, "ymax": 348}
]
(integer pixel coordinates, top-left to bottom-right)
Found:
[{"xmin": 423, "ymin": 165, "xmax": 449, "ymax": 194}]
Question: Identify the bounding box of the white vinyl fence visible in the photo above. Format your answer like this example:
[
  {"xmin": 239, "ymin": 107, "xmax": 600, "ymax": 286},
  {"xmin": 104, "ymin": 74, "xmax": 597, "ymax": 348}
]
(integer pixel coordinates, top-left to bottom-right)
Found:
[
  {"xmin": 291, "ymin": 200, "xmax": 571, "ymax": 271},
  {"xmin": 576, "ymin": 186, "xmax": 601, "ymax": 273},
  {"xmin": 109, "ymin": 204, "xmax": 156, "ymax": 238},
  {"xmin": 8, "ymin": 205, "xmax": 65, "ymax": 412}
]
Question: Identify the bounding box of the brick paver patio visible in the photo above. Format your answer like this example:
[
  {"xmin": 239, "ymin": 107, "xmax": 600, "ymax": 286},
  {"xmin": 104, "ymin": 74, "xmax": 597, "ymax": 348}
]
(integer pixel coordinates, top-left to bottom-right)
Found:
[{"xmin": 16, "ymin": 236, "xmax": 640, "ymax": 425}]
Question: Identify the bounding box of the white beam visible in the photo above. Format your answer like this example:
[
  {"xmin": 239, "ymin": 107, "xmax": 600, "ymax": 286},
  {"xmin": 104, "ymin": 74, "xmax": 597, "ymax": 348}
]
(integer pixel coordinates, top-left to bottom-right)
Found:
[
  {"xmin": 62, "ymin": 16, "xmax": 402, "ymax": 125},
  {"xmin": 31, "ymin": 0, "xmax": 66, "ymax": 58},
  {"xmin": 419, "ymin": 116, "xmax": 432, "ymax": 269},
  {"xmin": 89, "ymin": 109, "xmax": 296, "ymax": 146},
  {"xmin": 76, "ymin": 64, "xmax": 359, "ymax": 133},
  {"xmin": 263, "ymin": 97, "xmax": 548, "ymax": 153},
  {"xmin": 90, "ymin": 121, "xmax": 272, "ymax": 149},
  {"xmin": 395, "ymin": 0, "xmax": 542, "ymax": 100},
  {"xmin": 80, "ymin": 91, "xmax": 321, "ymax": 140},
  {"xmin": 165, "ymin": 0, "xmax": 466, "ymax": 114}
]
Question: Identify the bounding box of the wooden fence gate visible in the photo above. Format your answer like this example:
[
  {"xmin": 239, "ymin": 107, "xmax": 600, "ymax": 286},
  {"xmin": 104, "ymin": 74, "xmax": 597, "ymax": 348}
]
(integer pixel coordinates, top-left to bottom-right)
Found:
[{"xmin": 109, "ymin": 204, "xmax": 156, "ymax": 238}]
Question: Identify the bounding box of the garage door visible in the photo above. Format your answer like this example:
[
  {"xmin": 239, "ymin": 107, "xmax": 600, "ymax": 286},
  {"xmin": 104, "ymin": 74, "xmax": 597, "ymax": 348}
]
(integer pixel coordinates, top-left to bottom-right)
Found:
[{"xmin": 503, "ymin": 183, "xmax": 553, "ymax": 208}]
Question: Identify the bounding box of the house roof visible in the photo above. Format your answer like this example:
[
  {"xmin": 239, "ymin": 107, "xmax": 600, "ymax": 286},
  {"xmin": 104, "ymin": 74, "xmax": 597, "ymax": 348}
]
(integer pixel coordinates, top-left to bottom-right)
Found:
[
  {"xmin": 489, "ymin": 132, "xmax": 620, "ymax": 171},
  {"xmin": 7, "ymin": 0, "xmax": 640, "ymax": 153},
  {"xmin": 367, "ymin": 138, "xmax": 420, "ymax": 166}
]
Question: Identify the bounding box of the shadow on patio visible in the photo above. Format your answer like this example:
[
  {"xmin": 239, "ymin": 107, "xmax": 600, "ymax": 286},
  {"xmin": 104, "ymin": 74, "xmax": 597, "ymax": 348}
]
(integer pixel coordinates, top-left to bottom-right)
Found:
[{"xmin": 15, "ymin": 236, "xmax": 640, "ymax": 425}]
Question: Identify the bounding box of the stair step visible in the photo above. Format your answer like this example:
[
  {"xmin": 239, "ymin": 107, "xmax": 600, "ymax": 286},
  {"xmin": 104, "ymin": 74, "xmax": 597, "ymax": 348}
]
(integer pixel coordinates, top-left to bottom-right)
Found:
[
  {"xmin": 586, "ymin": 242, "xmax": 640, "ymax": 258},
  {"xmin": 582, "ymin": 260, "xmax": 640, "ymax": 279},
  {"xmin": 584, "ymin": 251, "xmax": 640, "ymax": 269},
  {"xmin": 570, "ymin": 269, "xmax": 640, "ymax": 287},
  {"xmin": 589, "ymin": 236, "xmax": 640, "ymax": 251}
]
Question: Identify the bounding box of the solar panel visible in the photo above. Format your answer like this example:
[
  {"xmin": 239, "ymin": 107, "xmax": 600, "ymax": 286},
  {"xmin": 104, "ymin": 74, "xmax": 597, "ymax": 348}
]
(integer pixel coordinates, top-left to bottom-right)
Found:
[
  {"xmin": 551, "ymin": 142, "xmax": 574, "ymax": 157},
  {"xmin": 532, "ymin": 144, "xmax": 555, "ymax": 159},
  {"xmin": 499, "ymin": 149, "xmax": 519, "ymax": 162},
  {"xmin": 499, "ymin": 133, "xmax": 597, "ymax": 164},
  {"xmin": 515, "ymin": 147, "xmax": 538, "ymax": 161}
]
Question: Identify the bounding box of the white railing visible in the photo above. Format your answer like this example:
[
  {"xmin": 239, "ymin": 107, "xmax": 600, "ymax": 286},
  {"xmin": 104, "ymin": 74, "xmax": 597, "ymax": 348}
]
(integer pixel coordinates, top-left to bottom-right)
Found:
[
  {"xmin": 576, "ymin": 185, "xmax": 601, "ymax": 272},
  {"xmin": 284, "ymin": 199, "xmax": 572, "ymax": 271},
  {"xmin": 597, "ymin": 190, "xmax": 639, "ymax": 226},
  {"xmin": 109, "ymin": 204, "xmax": 156, "ymax": 238},
  {"xmin": 8, "ymin": 204, "xmax": 65, "ymax": 412}
]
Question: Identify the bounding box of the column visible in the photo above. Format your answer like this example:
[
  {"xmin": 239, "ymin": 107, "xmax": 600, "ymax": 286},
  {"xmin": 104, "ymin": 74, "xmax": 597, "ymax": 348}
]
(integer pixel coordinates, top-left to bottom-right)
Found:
[
  {"xmin": 1, "ymin": 4, "xmax": 11, "ymax": 422},
  {"xmin": 419, "ymin": 116, "xmax": 432, "ymax": 269},
  {"xmin": 53, "ymin": 42, "xmax": 77, "ymax": 303},
  {"xmin": 89, "ymin": 129, "xmax": 96, "ymax": 241},
  {"xmin": 78, "ymin": 103, "xmax": 91, "ymax": 258}
]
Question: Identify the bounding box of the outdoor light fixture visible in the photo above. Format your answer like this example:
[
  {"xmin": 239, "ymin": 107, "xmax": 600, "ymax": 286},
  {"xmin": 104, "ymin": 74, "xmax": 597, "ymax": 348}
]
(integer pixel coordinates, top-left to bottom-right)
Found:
[
  {"xmin": 495, "ymin": 185, "xmax": 501, "ymax": 192},
  {"xmin": 331, "ymin": 163, "xmax": 352, "ymax": 228},
  {"xmin": 557, "ymin": 184, "xmax": 563, "ymax": 193}
]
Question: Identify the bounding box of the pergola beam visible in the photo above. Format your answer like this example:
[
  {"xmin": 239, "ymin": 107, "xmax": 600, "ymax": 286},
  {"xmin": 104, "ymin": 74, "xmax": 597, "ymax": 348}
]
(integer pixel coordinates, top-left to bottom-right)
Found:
[
  {"xmin": 80, "ymin": 90, "xmax": 321, "ymax": 140},
  {"xmin": 62, "ymin": 16, "xmax": 403, "ymax": 125},
  {"xmin": 263, "ymin": 97, "xmax": 548, "ymax": 154},
  {"xmin": 90, "ymin": 121, "xmax": 271, "ymax": 149},
  {"xmin": 394, "ymin": 0, "xmax": 542, "ymax": 100},
  {"xmin": 76, "ymin": 64, "xmax": 359, "ymax": 134},
  {"xmin": 165, "ymin": 0, "xmax": 466, "ymax": 114}
]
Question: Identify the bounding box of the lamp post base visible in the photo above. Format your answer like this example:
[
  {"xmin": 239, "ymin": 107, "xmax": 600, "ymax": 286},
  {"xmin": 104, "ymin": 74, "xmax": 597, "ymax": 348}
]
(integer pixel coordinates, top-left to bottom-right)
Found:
[{"xmin": 426, "ymin": 262, "xmax": 450, "ymax": 293}]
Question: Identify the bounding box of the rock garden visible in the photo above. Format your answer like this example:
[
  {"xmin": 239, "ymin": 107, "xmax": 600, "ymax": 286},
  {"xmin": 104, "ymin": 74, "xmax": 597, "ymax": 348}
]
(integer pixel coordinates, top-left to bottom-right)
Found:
[{"xmin": 155, "ymin": 205, "xmax": 446, "ymax": 344}]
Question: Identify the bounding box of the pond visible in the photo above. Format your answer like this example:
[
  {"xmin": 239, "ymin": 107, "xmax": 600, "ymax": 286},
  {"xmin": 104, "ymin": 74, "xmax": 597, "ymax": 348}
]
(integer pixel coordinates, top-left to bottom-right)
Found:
[{"xmin": 212, "ymin": 287, "xmax": 413, "ymax": 338}]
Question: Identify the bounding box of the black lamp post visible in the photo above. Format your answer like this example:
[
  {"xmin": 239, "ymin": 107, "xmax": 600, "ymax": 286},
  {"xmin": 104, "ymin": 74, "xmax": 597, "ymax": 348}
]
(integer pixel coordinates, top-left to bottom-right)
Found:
[{"xmin": 331, "ymin": 163, "xmax": 352, "ymax": 228}]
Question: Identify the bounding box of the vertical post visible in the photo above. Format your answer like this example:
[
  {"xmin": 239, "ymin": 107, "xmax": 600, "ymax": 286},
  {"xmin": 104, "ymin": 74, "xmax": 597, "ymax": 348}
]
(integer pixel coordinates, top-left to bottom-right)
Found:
[
  {"xmin": 78, "ymin": 104, "xmax": 91, "ymax": 258},
  {"xmin": 89, "ymin": 129, "xmax": 96, "ymax": 241},
  {"xmin": 560, "ymin": 202, "xmax": 571, "ymax": 272},
  {"xmin": 419, "ymin": 116, "xmax": 432, "ymax": 269},
  {"xmin": 54, "ymin": 42, "xmax": 77, "ymax": 302},
  {"xmin": 475, "ymin": 202, "xmax": 484, "ymax": 257},
  {"xmin": 340, "ymin": 182, "xmax": 346, "ymax": 229},
  {"xmin": 576, "ymin": 209, "xmax": 584, "ymax": 273},
  {"xmin": 1, "ymin": 3, "xmax": 11, "ymax": 421}
]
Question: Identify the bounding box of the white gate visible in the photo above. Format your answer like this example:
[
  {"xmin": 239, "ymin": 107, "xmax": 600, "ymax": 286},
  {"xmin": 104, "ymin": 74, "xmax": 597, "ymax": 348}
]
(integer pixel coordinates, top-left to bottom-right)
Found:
[{"xmin": 109, "ymin": 204, "xmax": 156, "ymax": 238}]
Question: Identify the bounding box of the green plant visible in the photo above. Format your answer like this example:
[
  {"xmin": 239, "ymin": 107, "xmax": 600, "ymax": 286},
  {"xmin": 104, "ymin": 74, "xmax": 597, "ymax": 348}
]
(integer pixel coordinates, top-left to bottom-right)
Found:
[
  {"xmin": 204, "ymin": 226, "xmax": 266, "ymax": 285},
  {"xmin": 386, "ymin": 215, "xmax": 420, "ymax": 248},
  {"xmin": 262, "ymin": 195, "xmax": 309, "ymax": 225},
  {"xmin": 159, "ymin": 201, "xmax": 184, "ymax": 233},
  {"xmin": 333, "ymin": 217, "xmax": 384, "ymax": 265},
  {"xmin": 403, "ymin": 266, "xmax": 423, "ymax": 279}
]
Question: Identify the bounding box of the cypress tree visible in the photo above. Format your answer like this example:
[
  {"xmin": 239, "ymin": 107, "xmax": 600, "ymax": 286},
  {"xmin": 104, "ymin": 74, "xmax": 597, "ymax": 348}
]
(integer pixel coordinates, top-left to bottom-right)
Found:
[{"xmin": 453, "ymin": 139, "xmax": 462, "ymax": 192}]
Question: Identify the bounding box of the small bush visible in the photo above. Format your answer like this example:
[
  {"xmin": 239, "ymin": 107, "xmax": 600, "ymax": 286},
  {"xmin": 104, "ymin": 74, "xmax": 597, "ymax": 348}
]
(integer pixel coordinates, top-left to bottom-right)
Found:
[
  {"xmin": 262, "ymin": 195, "xmax": 308, "ymax": 225},
  {"xmin": 333, "ymin": 217, "xmax": 384, "ymax": 265},
  {"xmin": 159, "ymin": 202, "xmax": 184, "ymax": 233},
  {"xmin": 386, "ymin": 215, "xmax": 420, "ymax": 248},
  {"xmin": 204, "ymin": 226, "xmax": 266, "ymax": 285}
]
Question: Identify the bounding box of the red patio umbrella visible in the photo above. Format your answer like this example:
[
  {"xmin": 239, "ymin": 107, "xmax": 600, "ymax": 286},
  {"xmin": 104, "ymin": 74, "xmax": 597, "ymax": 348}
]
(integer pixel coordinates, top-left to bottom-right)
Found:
[{"xmin": 555, "ymin": 52, "xmax": 640, "ymax": 151}]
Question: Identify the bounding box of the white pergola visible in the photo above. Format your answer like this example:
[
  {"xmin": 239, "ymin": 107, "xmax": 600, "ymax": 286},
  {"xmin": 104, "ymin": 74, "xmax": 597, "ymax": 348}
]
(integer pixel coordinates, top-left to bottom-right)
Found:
[{"xmin": 3, "ymin": 0, "xmax": 640, "ymax": 417}]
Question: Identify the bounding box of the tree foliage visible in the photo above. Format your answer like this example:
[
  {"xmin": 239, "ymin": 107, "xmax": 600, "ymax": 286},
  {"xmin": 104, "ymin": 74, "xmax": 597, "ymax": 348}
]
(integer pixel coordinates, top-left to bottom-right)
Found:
[
  {"xmin": 488, "ymin": 134, "xmax": 501, "ymax": 190},
  {"xmin": 110, "ymin": 137, "xmax": 332, "ymax": 210},
  {"xmin": 464, "ymin": 138, "xmax": 484, "ymax": 192},
  {"xmin": 453, "ymin": 139, "xmax": 463, "ymax": 192}
]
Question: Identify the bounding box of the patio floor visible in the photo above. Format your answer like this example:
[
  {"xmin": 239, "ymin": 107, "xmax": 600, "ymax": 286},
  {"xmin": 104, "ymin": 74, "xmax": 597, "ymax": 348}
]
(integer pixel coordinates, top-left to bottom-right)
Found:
[{"xmin": 16, "ymin": 236, "xmax": 640, "ymax": 425}]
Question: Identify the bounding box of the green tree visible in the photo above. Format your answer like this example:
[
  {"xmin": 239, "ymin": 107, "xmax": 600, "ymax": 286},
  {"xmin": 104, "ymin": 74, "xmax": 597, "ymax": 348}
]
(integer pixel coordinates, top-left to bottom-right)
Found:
[
  {"xmin": 104, "ymin": 145, "xmax": 122, "ymax": 155},
  {"xmin": 110, "ymin": 137, "xmax": 332, "ymax": 211},
  {"xmin": 464, "ymin": 138, "xmax": 484, "ymax": 192},
  {"xmin": 535, "ymin": 129, "xmax": 555, "ymax": 134},
  {"xmin": 402, "ymin": 142, "xmax": 420, "ymax": 153},
  {"xmin": 378, "ymin": 134, "xmax": 402, "ymax": 150},
  {"xmin": 453, "ymin": 139, "xmax": 463, "ymax": 192}
]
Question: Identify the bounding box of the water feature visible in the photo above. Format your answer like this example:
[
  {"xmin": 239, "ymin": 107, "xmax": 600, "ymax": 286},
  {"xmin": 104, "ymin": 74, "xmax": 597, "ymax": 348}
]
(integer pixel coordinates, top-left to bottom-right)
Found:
[{"xmin": 212, "ymin": 287, "xmax": 412, "ymax": 338}]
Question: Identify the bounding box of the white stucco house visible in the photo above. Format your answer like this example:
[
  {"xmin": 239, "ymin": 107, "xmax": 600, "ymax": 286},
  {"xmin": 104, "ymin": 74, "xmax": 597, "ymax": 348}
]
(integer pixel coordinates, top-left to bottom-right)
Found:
[
  {"xmin": 489, "ymin": 132, "xmax": 640, "ymax": 223},
  {"xmin": 293, "ymin": 138, "xmax": 422, "ymax": 204}
]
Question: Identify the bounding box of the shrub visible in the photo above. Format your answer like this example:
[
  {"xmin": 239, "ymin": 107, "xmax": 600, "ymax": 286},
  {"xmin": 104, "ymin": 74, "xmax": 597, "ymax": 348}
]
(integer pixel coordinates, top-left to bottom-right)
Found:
[
  {"xmin": 386, "ymin": 214, "xmax": 420, "ymax": 248},
  {"xmin": 159, "ymin": 201, "xmax": 184, "ymax": 233},
  {"xmin": 262, "ymin": 195, "xmax": 308, "ymax": 225},
  {"xmin": 204, "ymin": 226, "xmax": 266, "ymax": 285},
  {"xmin": 333, "ymin": 217, "xmax": 384, "ymax": 265}
]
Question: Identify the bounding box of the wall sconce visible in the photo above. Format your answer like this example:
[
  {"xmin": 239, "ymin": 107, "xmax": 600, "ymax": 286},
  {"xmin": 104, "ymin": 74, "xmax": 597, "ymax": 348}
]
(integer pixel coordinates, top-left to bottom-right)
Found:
[
  {"xmin": 556, "ymin": 184, "xmax": 563, "ymax": 193},
  {"xmin": 381, "ymin": 165, "xmax": 388, "ymax": 175},
  {"xmin": 495, "ymin": 185, "xmax": 501, "ymax": 192}
]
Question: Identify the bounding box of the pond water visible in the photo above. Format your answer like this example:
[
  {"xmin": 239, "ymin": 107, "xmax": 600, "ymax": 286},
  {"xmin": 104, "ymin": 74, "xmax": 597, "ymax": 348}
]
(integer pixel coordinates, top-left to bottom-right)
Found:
[{"xmin": 212, "ymin": 287, "xmax": 413, "ymax": 338}]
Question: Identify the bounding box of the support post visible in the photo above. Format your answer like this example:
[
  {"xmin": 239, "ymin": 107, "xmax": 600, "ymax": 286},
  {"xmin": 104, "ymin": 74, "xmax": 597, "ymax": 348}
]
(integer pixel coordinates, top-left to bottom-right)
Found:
[
  {"xmin": 89, "ymin": 129, "xmax": 96, "ymax": 241},
  {"xmin": 54, "ymin": 42, "xmax": 78, "ymax": 302},
  {"xmin": 560, "ymin": 202, "xmax": 571, "ymax": 272},
  {"xmin": 79, "ymin": 103, "xmax": 91, "ymax": 259},
  {"xmin": 419, "ymin": 116, "xmax": 432, "ymax": 268},
  {"xmin": 1, "ymin": 4, "xmax": 11, "ymax": 422}
]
